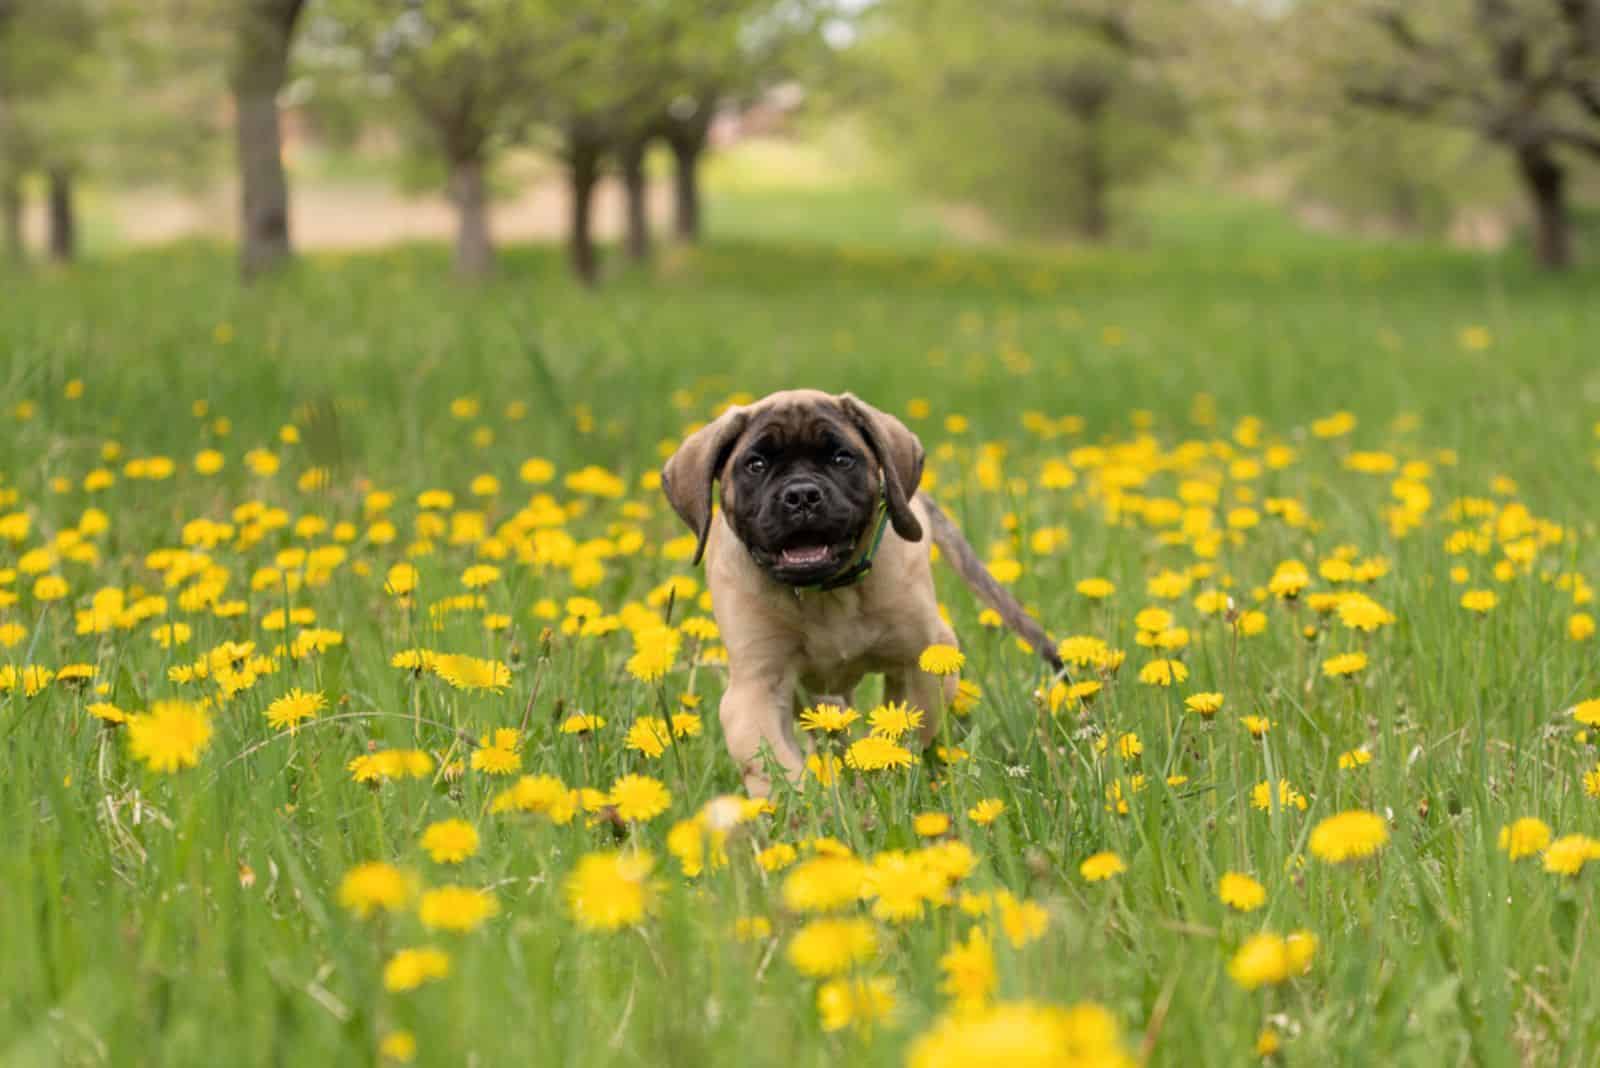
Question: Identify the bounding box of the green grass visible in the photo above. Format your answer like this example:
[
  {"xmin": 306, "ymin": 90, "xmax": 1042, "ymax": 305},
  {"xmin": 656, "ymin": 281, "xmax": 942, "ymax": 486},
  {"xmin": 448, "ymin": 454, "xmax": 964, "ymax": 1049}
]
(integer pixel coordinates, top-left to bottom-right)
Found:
[{"xmin": 2, "ymin": 194, "xmax": 1599, "ymax": 1067}]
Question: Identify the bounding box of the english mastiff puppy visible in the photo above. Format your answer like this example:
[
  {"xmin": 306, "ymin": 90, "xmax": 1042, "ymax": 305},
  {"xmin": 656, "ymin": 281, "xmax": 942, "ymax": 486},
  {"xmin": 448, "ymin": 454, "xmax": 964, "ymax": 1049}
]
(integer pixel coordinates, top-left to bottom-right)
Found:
[{"xmin": 662, "ymin": 389, "xmax": 1063, "ymax": 796}]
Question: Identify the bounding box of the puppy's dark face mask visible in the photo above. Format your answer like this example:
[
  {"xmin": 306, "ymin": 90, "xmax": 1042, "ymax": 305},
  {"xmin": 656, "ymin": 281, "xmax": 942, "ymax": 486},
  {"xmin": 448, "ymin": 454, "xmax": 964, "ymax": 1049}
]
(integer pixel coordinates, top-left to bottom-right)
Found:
[{"xmin": 723, "ymin": 407, "xmax": 879, "ymax": 586}]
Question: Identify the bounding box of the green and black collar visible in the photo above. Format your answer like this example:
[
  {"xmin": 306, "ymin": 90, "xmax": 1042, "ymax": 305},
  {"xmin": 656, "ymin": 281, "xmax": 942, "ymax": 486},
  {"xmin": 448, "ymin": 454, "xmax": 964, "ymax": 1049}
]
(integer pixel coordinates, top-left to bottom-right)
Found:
[{"xmin": 792, "ymin": 496, "xmax": 891, "ymax": 595}]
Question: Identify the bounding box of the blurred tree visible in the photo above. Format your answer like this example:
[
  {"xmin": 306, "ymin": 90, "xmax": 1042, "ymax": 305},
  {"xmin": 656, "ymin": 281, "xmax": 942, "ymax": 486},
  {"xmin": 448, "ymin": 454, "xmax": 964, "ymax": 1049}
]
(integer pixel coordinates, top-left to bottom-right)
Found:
[
  {"xmin": 850, "ymin": 0, "xmax": 1189, "ymax": 240},
  {"xmin": 0, "ymin": 0, "xmax": 97, "ymax": 262},
  {"xmin": 1314, "ymin": 1, "xmax": 1600, "ymax": 269},
  {"xmin": 324, "ymin": 0, "xmax": 568, "ymax": 277},
  {"xmin": 1, "ymin": 0, "xmax": 228, "ymax": 264},
  {"xmin": 233, "ymin": 0, "xmax": 307, "ymax": 279}
]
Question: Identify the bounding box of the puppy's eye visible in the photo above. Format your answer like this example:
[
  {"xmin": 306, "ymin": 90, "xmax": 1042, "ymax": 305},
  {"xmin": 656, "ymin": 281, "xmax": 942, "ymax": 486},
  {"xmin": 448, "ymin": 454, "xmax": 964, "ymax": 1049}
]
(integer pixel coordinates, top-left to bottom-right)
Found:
[
  {"xmin": 744, "ymin": 456, "xmax": 768, "ymax": 476},
  {"xmin": 831, "ymin": 451, "xmax": 855, "ymax": 469}
]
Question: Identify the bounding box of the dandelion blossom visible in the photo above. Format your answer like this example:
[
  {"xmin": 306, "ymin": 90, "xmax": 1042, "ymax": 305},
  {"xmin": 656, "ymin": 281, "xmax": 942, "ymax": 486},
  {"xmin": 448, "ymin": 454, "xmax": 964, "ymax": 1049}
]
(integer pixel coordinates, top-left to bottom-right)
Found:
[
  {"xmin": 1497, "ymin": 818, "xmax": 1552, "ymax": 861},
  {"xmin": 906, "ymin": 1001, "xmax": 1134, "ymax": 1068},
  {"xmin": 1571, "ymin": 699, "xmax": 1600, "ymax": 727},
  {"xmin": 420, "ymin": 819, "xmax": 480, "ymax": 864},
  {"xmin": 1138, "ymin": 659, "xmax": 1188, "ymax": 687},
  {"xmin": 127, "ymin": 700, "xmax": 213, "ymax": 773},
  {"xmin": 846, "ymin": 735, "xmax": 915, "ymax": 771},
  {"xmin": 968, "ymin": 798, "xmax": 1006, "ymax": 825},
  {"xmin": 434, "ymin": 654, "xmax": 511, "ymax": 693},
  {"xmin": 1321, "ymin": 651, "xmax": 1368, "ymax": 678},
  {"xmin": 817, "ymin": 976, "xmax": 896, "ymax": 1034},
  {"xmin": 1228, "ymin": 930, "xmax": 1317, "ymax": 990},
  {"xmin": 1079, "ymin": 851, "xmax": 1126, "ymax": 882},
  {"xmin": 609, "ymin": 774, "xmax": 672, "ymax": 822},
  {"xmin": 938, "ymin": 927, "xmax": 996, "ymax": 1008},
  {"xmin": 565, "ymin": 850, "xmax": 657, "ymax": 930},
  {"xmin": 799, "ymin": 705, "xmax": 859, "ymax": 733},
  {"xmin": 868, "ymin": 701, "xmax": 924, "ymax": 740},
  {"xmin": 338, "ymin": 862, "xmax": 410, "ymax": 918},
  {"xmin": 787, "ymin": 916, "xmax": 878, "ymax": 977},
  {"xmin": 1542, "ymin": 835, "xmax": 1600, "ymax": 876},
  {"xmin": 383, "ymin": 947, "xmax": 450, "ymax": 992},
  {"xmin": 1308, "ymin": 810, "xmax": 1389, "ymax": 862},
  {"xmin": 265, "ymin": 687, "xmax": 325, "ymax": 731},
  {"xmin": 782, "ymin": 855, "xmax": 867, "ymax": 913},
  {"xmin": 419, "ymin": 886, "xmax": 498, "ymax": 932},
  {"xmin": 1218, "ymin": 872, "xmax": 1266, "ymax": 912},
  {"xmin": 1184, "ymin": 692, "xmax": 1223, "ymax": 718},
  {"xmin": 919, "ymin": 643, "xmax": 965, "ymax": 676}
]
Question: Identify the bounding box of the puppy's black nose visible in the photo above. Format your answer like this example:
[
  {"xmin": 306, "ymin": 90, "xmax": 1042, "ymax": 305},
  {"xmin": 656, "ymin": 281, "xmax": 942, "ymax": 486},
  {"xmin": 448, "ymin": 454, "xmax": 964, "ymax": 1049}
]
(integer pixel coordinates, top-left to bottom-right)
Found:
[{"xmin": 781, "ymin": 480, "xmax": 824, "ymax": 512}]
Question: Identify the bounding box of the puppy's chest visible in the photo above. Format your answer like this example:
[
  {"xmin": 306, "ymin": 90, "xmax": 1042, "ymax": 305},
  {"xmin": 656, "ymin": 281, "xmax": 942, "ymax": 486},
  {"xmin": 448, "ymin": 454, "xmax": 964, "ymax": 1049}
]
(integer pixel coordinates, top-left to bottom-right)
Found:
[{"xmin": 786, "ymin": 588, "xmax": 902, "ymax": 678}]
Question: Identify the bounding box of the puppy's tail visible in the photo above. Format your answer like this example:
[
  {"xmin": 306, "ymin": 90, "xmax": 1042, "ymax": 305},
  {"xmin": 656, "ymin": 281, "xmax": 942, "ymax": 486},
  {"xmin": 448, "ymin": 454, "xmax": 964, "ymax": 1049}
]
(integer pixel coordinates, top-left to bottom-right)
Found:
[{"xmin": 920, "ymin": 495, "xmax": 1063, "ymax": 673}]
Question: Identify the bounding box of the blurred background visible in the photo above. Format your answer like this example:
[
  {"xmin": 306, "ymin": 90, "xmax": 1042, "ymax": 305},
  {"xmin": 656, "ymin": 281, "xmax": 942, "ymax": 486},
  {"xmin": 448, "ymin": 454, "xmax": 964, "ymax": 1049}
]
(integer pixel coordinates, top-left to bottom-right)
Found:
[{"xmin": 2, "ymin": 0, "xmax": 1598, "ymax": 280}]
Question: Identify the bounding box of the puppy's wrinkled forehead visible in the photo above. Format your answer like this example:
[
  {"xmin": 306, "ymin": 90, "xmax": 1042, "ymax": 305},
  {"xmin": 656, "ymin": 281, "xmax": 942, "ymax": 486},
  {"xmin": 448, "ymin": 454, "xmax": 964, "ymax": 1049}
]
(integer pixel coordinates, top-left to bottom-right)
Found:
[{"xmin": 732, "ymin": 400, "xmax": 868, "ymax": 460}]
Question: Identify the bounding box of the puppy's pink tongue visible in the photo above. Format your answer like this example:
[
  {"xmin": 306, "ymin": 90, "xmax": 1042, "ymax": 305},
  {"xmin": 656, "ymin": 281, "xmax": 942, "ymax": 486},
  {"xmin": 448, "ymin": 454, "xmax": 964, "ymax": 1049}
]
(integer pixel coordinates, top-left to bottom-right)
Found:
[{"xmin": 780, "ymin": 546, "xmax": 831, "ymax": 567}]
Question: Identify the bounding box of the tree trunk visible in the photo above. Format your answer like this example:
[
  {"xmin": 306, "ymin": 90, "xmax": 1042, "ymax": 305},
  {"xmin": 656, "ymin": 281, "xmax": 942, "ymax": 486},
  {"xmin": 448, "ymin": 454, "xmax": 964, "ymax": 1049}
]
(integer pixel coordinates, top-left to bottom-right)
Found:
[
  {"xmin": 47, "ymin": 167, "xmax": 74, "ymax": 262},
  {"xmin": 667, "ymin": 133, "xmax": 703, "ymax": 243},
  {"xmin": 449, "ymin": 154, "xmax": 494, "ymax": 278},
  {"xmin": 1078, "ymin": 136, "xmax": 1109, "ymax": 241},
  {"xmin": 568, "ymin": 136, "xmax": 601, "ymax": 285},
  {"xmin": 1515, "ymin": 145, "xmax": 1571, "ymax": 270},
  {"xmin": 620, "ymin": 136, "xmax": 651, "ymax": 264},
  {"xmin": 2, "ymin": 176, "xmax": 22, "ymax": 264},
  {"xmin": 233, "ymin": 0, "xmax": 305, "ymax": 280}
]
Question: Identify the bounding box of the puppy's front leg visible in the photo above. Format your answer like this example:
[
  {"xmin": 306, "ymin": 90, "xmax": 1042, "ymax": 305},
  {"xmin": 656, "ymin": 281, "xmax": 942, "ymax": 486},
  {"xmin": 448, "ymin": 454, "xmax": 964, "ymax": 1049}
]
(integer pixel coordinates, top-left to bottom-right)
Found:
[{"xmin": 720, "ymin": 666, "xmax": 804, "ymax": 798}]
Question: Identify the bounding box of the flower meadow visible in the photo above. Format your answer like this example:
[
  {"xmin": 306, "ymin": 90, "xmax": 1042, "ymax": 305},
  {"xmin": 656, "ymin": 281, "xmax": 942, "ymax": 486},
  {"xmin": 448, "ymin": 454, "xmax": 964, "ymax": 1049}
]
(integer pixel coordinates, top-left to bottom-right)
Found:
[{"xmin": 3, "ymin": 244, "xmax": 1600, "ymax": 1066}]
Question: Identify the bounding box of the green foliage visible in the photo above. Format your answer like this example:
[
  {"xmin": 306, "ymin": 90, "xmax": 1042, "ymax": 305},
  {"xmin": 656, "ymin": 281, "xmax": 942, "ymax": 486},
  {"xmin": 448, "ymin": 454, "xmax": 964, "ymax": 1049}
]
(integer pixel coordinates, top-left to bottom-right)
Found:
[{"xmin": 851, "ymin": 0, "xmax": 1186, "ymax": 239}]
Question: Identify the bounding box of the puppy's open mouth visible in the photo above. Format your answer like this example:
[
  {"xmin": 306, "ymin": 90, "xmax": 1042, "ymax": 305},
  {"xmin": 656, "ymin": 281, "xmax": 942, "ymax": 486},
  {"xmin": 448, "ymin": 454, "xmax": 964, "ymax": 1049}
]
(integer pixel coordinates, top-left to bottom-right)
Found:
[
  {"xmin": 778, "ymin": 545, "xmax": 835, "ymax": 569},
  {"xmin": 767, "ymin": 540, "xmax": 856, "ymax": 584}
]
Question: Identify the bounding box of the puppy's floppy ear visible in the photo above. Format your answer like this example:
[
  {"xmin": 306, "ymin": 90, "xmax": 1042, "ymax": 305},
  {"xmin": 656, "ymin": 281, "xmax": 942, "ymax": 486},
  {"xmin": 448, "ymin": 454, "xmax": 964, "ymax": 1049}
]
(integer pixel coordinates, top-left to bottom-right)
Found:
[
  {"xmin": 837, "ymin": 393, "xmax": 924, "ymax": 542},
  {"xmin": 661, "ymin": 406, "xmax": 751, "ymax": 566}
]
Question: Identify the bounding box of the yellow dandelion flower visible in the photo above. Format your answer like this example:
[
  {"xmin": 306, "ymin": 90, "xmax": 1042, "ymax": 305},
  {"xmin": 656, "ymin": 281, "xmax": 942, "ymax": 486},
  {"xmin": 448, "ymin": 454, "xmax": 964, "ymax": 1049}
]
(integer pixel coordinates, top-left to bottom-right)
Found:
[
  {"xmin": 265, "ymin": 687, "xmax": 325, "ymax": 731},
  {"xmin": 127, "ymin": 699, "xmax": 213, "ymax": 773},
  {"xmin": 868, "ymin": 701, "xmax": 924, "ymax": 740},
  {"xmin": 1497, "ymin": 818, "xmax": 1551, "ymax": 861},
  {"xmin": 609, "ymin": 773, "xmax": 672, "ymax": 822},
  {"xmin": 420, "ymin": 819, "xmax": 480, "ymax": 864},
  {"xmin": 787, "ymin": 916, "xmax": 878, "ymax": 977},
  {"xmin": 1079, "ymin": 851, "xmax": 1126, "ymax": 882},
  {"xmin": 905, "ymin": 1001, "xmax": 1135, "ymax": 1068},
  {"xmin": 418, "ymin": 885, "xmax": 497, "ymax": 932},
  {"xmin": 782, "ymin": 855, "xmax": 867, "ymax": 913},
  {"xmin": 938, "ymin": 927, "xmax": 996, "ymax": 1008},
  {"xmin": 919, "ymin": 643, "xmax": 965, "ymax": 676},
  {"xmin": 799, "ymin": 705, "xmax": 859, "ymax": 733},
  {"xmin": 432, "ymin": 653, "xmax": 510, "ymax": 693},
  {"xmin": 817, "ymin": 975, "xmax": 896, "ymax": 1034},
  {"xmin": 1571, "ymin": 699, "xmax": 1600, "ymax": 727},
  {"xmin": 338, "ymin": 862, "xmax": 410, "ymax": 918},
  {"xmin": 914, "ymin": 812, "xmax": 952, "ymax": 837},
  {"xmin": 1138, "ymin": 659, "xmax": 1188, "ymax": 687},
  {"xmin": 1228, "ymin": 930, "xmax": 1317, "ymax": 990},
  {"xmin": 1076, "ymin": 578, "xmax": 1116, "ymax": 599},
  {"xmin": 1240, "ymin": 715, "xmax": 1273, "ymax": 738},
  {"xmin": 846, "ymin": 735, "xmax": 915, "ymax": 771},
  {"xmin": 1321, "ymin": 651, "xmax": 1368, "ymax": 678},
  {"xmin": 565, "ymin": 850, "xmax": 657, "ymax": 930},
  {"xmin": 1251, "ymin": 780, "xmax": 1308, "ymax": 812},
  {"xmin": 1308, "ymin": 810, "xmax": 1389, "ymax": 862},
  {"xmin": 1338, "ymin": 748, "xmax": 1372, "ymax": 769},
  {"xmin": 1542, "ymin": 835, "xmax": 1600, "ymax": 876},
  {"xmin": 1218, "ymin": 872, "xmax": 1266, "ymax": 912},
  {"xmin": 383, "ymin": 947, "xmax": 451, "ymax": 992}
]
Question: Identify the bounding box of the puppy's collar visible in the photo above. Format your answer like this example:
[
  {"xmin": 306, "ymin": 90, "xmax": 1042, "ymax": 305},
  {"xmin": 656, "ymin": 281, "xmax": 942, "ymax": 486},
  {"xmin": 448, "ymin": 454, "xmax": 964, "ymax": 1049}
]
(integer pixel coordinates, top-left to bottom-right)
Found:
[{"xmin": 796, "ymin": 497, "xmax": 890, "ymax": 595}]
